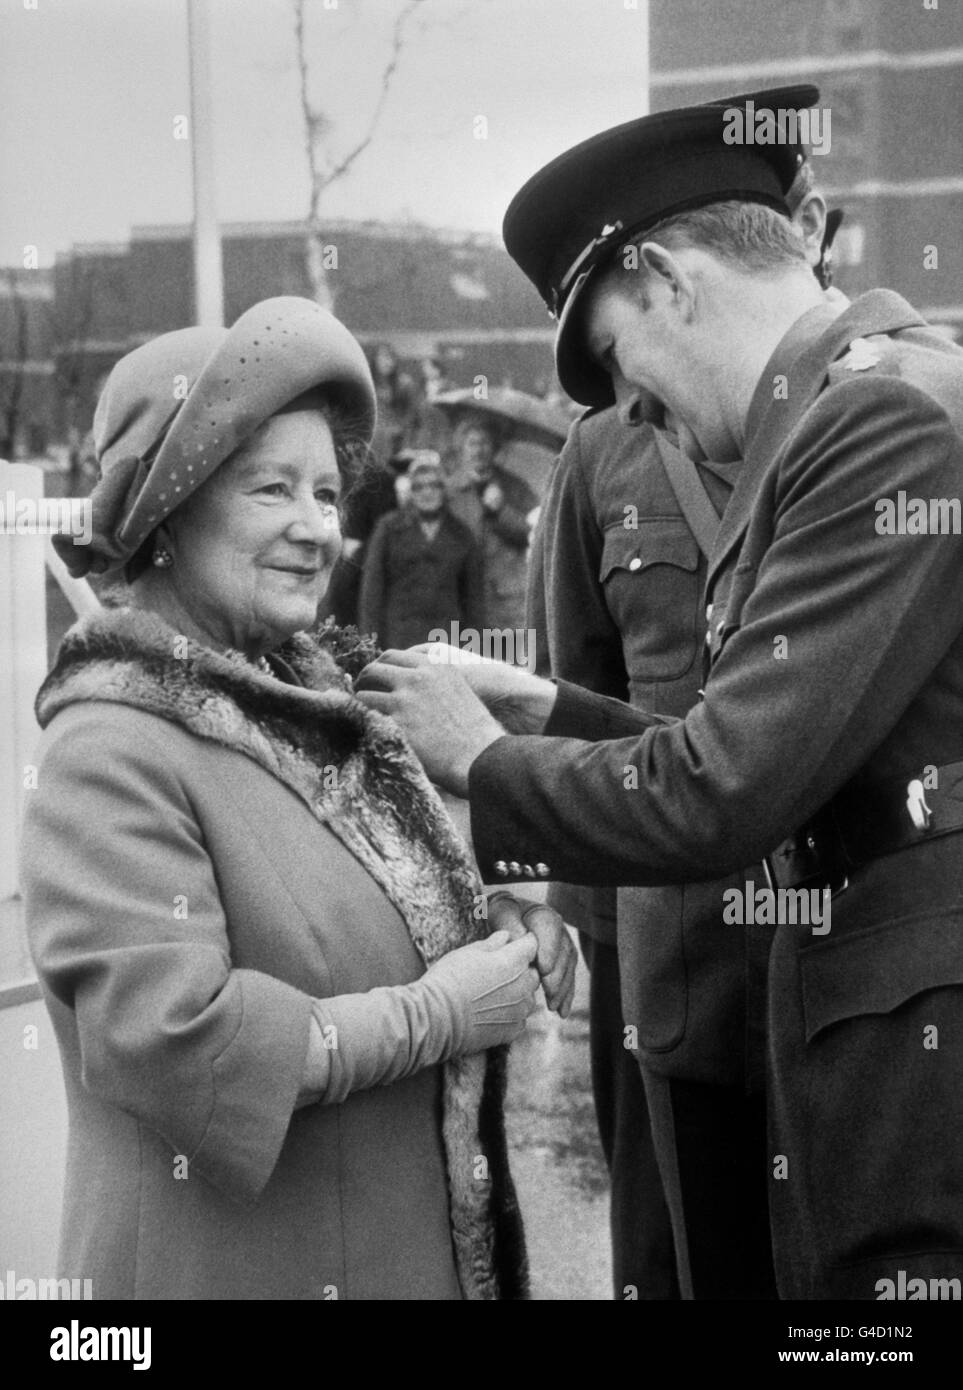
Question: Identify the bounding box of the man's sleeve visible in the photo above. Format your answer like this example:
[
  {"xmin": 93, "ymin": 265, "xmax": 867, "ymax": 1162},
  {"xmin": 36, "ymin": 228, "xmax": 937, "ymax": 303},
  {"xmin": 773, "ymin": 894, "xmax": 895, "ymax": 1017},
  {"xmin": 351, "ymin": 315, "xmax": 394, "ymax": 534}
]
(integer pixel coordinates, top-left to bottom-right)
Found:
[
  {"xmin": 469, "ymin": 378, "xmax": 963, "ymax": 885},
  {"xmin": 21, "ymin": 714, "xmax": 313, "ymax": 1207}
]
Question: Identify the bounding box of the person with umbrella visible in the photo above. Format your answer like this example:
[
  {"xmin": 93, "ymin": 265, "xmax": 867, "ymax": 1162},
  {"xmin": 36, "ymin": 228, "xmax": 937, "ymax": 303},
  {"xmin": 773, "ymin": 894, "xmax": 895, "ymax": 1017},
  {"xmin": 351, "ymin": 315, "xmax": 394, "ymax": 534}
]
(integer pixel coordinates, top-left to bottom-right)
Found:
[{"xmin": 435, "ymin": 388, "xmax": 569, "ymax": 638}]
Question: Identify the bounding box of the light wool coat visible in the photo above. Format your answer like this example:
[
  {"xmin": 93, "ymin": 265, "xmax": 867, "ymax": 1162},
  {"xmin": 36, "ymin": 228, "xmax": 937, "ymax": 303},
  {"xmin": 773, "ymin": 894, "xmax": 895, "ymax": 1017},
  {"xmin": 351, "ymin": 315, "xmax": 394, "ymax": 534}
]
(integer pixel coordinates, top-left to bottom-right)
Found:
[{"xmin": 21, "ymin": 608, "xmax": 527, "ymax": 1301}]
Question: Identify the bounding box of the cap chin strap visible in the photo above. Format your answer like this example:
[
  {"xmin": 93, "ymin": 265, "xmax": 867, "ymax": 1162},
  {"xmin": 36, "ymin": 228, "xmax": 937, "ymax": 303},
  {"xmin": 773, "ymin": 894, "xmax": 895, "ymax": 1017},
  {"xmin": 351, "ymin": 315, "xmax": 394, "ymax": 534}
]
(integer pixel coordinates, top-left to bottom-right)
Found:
[{"xmin": 551, "ymin": 220, "xmax": 624, "ymax": 316}]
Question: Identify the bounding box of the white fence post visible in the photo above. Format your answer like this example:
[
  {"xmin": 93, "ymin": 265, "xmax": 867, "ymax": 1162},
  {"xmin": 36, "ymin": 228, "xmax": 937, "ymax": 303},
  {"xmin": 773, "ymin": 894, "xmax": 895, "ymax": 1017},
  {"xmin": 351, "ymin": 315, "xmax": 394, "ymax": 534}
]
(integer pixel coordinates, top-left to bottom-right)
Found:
[{"xmin": 0, "ymin": 461, "xmax": 49, "ymax": 901}]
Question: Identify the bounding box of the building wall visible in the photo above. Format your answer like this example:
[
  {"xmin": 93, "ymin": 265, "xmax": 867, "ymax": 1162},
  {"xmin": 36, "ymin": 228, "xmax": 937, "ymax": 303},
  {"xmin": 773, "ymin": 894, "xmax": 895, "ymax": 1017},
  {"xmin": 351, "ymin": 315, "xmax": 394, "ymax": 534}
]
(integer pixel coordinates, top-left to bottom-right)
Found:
[
  {"xmin": 650, "ymin": 0, "xmax": 963, "ymax": 326},
  {"xmin": 3, "ymin": 221, "xmax": 557, "ymax": 446}
]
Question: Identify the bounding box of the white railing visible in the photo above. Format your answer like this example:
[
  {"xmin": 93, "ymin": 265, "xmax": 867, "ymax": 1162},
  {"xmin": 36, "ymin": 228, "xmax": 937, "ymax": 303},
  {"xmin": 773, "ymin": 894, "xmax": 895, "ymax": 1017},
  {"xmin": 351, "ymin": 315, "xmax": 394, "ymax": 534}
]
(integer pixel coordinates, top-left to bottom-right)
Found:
[{"xmin": 1, "ymin": 460, "xmax": 99, "ymax": 1001}]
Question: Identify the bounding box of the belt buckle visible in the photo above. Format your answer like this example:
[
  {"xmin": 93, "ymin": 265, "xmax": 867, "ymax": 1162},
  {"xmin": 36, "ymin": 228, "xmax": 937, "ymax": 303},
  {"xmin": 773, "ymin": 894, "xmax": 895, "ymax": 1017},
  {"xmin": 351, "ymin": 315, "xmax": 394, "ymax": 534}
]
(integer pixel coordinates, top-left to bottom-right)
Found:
[{"xmin": 762, "ymin": 852, "xmax": 849, "ymax": 900}]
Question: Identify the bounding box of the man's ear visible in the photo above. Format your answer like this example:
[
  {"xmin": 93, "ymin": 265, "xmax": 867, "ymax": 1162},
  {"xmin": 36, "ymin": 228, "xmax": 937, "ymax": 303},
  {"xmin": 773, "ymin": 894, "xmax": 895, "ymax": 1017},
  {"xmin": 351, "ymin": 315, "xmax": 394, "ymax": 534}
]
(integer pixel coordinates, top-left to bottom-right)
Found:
[
  {"xmin": 793, "ymin": 191, "xmax": 828, "ymax": 268},
  {"xmin": 638, "ymin": 241, "xmax": 695, "ymax": 319}
]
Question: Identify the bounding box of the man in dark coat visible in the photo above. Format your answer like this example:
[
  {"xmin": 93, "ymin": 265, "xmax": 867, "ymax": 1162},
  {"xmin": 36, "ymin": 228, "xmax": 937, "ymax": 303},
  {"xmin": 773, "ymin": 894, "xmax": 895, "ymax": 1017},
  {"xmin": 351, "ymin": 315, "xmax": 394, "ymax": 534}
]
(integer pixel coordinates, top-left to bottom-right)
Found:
[
  {"xmin": 356, "ymin": 93, "xmax": 963, "ymax": 1299},
  {"xmin": 360, "ymin": 459, "xmax": 483, "ymax": 651},
  {"xmin": 525, "ymin": 95, "xmax": 842, "ymax": 1302}
]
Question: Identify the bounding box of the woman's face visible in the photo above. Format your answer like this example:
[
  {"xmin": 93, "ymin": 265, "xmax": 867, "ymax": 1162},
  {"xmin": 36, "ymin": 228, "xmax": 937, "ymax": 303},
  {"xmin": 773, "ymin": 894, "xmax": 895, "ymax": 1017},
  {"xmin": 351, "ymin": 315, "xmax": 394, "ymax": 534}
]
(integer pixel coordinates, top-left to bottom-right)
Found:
[
  {"xmin": 373, "ymin": 345, "xmax": 397, "ymax": 378},
  {"xmin": 459, "ymin": 424, "xmax": 495, "ymax": 478},
  {"xmin": 161, "ymin": 408, "xmax": 341, "ymax": 654}
]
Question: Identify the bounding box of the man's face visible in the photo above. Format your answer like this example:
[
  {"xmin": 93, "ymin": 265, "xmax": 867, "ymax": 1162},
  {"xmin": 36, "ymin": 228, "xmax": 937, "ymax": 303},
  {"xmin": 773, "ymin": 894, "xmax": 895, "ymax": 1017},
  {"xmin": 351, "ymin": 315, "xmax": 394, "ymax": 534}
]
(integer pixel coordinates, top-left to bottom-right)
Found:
[
  {"xmin": 582, "ymin": 260, "xmax": 730, "ymax": 462},
  {"xmin": 410, "ymin": 470, "xmax": 445, "ymax": 516}
]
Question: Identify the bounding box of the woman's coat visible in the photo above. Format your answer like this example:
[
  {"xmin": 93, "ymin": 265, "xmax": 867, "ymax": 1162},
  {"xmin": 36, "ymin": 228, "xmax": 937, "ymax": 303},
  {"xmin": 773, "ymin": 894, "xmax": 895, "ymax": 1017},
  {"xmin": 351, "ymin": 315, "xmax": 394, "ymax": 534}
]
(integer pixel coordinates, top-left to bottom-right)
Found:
[{"xmin": 20, "ymin": 609, "xmax": 527, "ymax": 1300}]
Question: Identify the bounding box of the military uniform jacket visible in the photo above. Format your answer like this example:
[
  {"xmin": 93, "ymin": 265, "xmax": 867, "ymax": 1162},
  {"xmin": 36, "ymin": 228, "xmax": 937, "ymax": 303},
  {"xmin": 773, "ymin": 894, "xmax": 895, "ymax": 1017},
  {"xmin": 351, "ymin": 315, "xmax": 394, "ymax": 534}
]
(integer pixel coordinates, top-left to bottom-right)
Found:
[
  {"xmin": 528, "ymin": 409, "xmax": 765, "ymax": 1085},
  {"xmin": 470, "ymin": 290, "xmax": 963, "ymax": 1295}
]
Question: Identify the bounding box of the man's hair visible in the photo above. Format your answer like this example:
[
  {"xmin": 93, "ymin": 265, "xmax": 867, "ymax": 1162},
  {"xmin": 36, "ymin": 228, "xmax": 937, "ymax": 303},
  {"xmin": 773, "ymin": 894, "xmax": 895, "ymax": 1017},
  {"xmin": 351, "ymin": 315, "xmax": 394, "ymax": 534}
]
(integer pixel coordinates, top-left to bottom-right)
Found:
[
  {"xmin": 408, "ymin": 458, "xmax": 444, "ymax": 483},
  {"xmin": 625, "ymin": 198, "xmax": 809, "ymax": 280}
]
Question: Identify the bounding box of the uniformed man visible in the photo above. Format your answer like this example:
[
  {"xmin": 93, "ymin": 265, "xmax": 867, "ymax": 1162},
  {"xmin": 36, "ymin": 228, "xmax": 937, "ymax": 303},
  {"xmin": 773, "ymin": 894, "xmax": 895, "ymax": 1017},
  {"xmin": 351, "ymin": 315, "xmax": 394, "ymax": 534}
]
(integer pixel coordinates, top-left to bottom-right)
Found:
[
  {"xmin": 527, "ymin": 89, "xmax": 845, "ymax": 1302},
  {"xmin": 355, "ymin": 91, "xmax": 963, "ymax": 1299}
]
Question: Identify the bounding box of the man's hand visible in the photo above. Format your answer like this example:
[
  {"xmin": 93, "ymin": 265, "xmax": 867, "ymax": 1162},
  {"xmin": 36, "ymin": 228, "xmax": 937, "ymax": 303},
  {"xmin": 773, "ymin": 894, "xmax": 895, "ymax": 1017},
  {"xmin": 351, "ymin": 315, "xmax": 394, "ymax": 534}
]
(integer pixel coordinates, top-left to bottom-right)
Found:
[
  {"xmin": 408, "ymin": 643, "xmax": 557, "ymax": 733},
  {"xmin": 487, "ymin": 892, "xmax": 578, "ymax": 1019},
  {"xmin": 354, "ymin": 650, "xmax": 507, "ymax": 795}
]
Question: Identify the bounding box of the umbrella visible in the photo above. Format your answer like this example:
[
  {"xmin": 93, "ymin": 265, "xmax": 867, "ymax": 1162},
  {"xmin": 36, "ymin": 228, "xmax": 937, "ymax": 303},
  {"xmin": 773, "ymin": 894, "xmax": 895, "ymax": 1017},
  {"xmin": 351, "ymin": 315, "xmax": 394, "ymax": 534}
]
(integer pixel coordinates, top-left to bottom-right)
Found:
[{"xmin": 433, "ymin": 387, "xmax": 574, "ymax": 453}]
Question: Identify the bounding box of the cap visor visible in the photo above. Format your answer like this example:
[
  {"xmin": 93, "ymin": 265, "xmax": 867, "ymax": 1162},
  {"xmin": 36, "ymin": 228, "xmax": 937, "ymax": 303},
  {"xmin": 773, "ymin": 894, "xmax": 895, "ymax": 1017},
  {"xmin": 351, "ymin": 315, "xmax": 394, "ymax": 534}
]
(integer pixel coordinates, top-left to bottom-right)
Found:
[{"xmin": 554, "ymin": 270, "xmax": 616, "ymax": 408}]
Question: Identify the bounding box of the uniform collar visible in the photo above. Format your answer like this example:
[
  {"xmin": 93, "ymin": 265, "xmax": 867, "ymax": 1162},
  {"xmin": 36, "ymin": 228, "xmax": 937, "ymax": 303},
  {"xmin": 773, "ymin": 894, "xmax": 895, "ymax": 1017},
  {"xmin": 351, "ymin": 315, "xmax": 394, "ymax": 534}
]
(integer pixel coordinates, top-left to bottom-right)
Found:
[{"xmin": 706, "ymin": 290, "xmax": 927, "ymax": 593}]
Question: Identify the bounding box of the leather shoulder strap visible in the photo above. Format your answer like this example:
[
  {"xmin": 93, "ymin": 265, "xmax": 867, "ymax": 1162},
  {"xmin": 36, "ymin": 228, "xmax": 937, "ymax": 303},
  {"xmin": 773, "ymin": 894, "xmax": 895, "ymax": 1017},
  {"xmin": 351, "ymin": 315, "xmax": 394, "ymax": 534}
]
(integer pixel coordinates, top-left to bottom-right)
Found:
[{"xmin": 655, "ymin": 435, "xmax": 721, "ymax": 560}]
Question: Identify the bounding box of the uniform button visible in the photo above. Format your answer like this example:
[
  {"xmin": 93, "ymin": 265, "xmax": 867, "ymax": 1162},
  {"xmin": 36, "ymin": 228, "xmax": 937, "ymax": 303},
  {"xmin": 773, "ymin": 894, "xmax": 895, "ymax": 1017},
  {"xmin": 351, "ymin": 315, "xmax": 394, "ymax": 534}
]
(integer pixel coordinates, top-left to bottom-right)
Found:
[
  {"xmin": 493, "ymin": 861, "xmax": 508, "ymax": 877},
  {"xmin": 706, "ymin": 603, "xmax": 713, "ymax": 622},
  {"xmin": 628, "ymin": 557, "xmax": 642, "ymax": 571},
  {"xmin": 508, "ymin": 861, "xmax": 522, "ymax": 876},
  {"xmin": 535, "ymin": 862, "xmax": 550, "ymax": 878},
  {"xmin": 522, "ymin": 864, "xmax": 535, "ymax": 877}
]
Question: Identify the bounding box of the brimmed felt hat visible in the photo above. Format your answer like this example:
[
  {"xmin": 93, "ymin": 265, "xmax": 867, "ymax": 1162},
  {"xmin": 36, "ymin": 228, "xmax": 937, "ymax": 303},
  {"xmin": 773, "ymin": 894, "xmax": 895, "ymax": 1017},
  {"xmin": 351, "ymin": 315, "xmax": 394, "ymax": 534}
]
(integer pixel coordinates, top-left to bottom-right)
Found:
[
  {"xmin": 502, "ymin": 85, "xmax": 821, "ymax": 407},
  {"xmin": 57, "ymin": 296, "xmax": 376, "ymax": 578}
]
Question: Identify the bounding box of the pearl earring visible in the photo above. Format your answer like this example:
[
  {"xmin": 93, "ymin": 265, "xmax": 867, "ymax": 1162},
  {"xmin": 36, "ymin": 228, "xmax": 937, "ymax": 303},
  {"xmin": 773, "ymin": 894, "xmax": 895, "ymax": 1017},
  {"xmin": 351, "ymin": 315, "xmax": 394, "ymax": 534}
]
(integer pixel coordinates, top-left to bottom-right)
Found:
[{"xmin": 152, "ymin": 546, "xmax": 173, "ymax": 569}]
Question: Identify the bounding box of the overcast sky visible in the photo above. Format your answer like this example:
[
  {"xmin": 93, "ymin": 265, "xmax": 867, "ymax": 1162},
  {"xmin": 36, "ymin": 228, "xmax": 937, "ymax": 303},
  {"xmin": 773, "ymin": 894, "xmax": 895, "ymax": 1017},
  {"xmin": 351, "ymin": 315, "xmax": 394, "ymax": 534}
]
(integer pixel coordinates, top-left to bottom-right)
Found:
[{"xmin": 0, "ymin": 0, "xmax": 648, "ymax": 266}]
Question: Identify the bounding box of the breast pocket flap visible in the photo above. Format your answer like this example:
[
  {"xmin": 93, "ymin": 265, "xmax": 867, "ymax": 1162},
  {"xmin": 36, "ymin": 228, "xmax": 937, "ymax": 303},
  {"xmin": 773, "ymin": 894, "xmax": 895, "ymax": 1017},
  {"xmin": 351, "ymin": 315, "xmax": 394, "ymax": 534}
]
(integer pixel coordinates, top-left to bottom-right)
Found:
[{"xmin": 599, "ymin": 523, "xmax": 700, "ymax": 583}]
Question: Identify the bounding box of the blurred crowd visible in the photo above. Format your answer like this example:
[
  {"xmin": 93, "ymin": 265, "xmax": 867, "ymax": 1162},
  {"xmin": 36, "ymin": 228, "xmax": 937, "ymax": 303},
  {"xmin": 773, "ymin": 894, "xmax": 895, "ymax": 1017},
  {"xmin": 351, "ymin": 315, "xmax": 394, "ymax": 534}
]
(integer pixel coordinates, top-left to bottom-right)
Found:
[{"xmin": 320, "ymin": 342, "xmax": 570, "ymax": 650}]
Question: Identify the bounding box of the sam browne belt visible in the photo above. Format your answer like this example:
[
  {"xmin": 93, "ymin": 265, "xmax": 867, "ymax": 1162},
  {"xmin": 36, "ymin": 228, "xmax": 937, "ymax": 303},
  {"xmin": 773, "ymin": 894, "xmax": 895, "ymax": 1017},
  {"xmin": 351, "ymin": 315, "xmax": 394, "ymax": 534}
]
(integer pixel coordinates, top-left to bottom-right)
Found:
[{"xmin": 763, "ymin": 760, "xmax": 963, "ymax": 896}]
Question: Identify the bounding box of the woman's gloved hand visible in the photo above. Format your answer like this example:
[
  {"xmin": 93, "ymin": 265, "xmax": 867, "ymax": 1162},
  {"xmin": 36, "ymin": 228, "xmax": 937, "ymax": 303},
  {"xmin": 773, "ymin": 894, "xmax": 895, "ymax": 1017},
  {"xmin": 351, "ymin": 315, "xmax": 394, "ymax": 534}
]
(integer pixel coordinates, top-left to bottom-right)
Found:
[
  {"xmin": 300, "ymin": 932, "xmax": 538, "ymax": 1107},
  {"xmin": 416, "ymin": 930, "xmax": 539, "ymax": 1056}
]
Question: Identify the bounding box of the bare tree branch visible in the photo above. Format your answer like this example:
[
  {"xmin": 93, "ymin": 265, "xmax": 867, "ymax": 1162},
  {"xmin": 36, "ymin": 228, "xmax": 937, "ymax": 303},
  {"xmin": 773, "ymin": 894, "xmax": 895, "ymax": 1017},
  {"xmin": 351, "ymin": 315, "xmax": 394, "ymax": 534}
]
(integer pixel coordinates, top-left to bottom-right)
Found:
[
  {"xmin": 322, "ymin": 0, "xmax": 425, "ymax": 188},
  {"xmin": 292, "ymin": 0, "xmax": 430, "ymax": 306}
]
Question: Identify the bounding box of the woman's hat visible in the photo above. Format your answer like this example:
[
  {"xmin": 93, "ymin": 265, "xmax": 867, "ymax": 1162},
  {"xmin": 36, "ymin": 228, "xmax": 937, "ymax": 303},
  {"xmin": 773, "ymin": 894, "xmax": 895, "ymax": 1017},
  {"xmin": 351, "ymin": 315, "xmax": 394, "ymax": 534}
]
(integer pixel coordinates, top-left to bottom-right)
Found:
[{"xmin": 57, "ymin": 296, "xmax": 376, "ymax": 578}]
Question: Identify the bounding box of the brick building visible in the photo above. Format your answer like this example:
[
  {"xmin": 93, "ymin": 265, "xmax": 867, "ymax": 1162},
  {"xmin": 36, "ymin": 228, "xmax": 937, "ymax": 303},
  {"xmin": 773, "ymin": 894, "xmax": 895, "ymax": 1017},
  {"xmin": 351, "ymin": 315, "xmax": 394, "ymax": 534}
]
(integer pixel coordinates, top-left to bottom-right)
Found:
[
  {"xmin": 650, "ymin": 0, "xmax": 963, "ymax": 329},
  {"xmin": 1, "ymin": 221, "xmax": 556, "ymax": 454}
]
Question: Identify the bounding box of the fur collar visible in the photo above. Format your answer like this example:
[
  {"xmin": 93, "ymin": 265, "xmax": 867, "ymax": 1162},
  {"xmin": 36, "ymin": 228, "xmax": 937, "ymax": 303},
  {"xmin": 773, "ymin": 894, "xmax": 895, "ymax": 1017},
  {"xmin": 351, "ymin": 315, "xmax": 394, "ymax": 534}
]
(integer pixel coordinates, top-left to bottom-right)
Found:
[{"xmin": 37, "ymin": 605, "xmax": 529, "ymax": 1301}]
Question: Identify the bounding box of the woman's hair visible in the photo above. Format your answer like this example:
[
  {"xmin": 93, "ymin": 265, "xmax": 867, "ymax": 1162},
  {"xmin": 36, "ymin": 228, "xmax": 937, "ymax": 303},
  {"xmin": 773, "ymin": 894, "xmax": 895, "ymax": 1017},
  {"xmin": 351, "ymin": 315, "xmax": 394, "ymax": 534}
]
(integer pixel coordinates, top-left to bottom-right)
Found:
[{"xmin": 278, "ymin": 387, "xmax": 372, "ymax": 502}]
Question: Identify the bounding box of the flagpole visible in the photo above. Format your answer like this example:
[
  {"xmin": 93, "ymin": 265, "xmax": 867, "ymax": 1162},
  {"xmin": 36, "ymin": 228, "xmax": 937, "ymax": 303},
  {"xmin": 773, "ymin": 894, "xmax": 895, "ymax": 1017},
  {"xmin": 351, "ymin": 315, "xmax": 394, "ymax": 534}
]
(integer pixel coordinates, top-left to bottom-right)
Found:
[{"xmin": 187, "ymin": 0, "xmax": 224, "ymax": 327}]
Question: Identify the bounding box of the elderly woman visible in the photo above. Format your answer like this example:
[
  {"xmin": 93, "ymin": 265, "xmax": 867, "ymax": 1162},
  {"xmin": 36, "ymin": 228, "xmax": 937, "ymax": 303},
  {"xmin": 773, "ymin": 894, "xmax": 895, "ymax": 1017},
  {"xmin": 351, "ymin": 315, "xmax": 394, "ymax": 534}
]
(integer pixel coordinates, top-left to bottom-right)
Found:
[{"xmin": 20, "ymin": 297, "xmax": 576, "ymax": 1301}]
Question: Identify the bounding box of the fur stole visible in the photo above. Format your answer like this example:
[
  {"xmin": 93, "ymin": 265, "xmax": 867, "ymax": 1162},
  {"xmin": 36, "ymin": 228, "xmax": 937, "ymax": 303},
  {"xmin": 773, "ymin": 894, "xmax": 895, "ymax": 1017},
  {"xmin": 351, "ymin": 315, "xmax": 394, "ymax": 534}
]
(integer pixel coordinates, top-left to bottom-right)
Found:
[{"xmin": 35, "ymin": 605, "xmax": 529, "ymax": 1301}]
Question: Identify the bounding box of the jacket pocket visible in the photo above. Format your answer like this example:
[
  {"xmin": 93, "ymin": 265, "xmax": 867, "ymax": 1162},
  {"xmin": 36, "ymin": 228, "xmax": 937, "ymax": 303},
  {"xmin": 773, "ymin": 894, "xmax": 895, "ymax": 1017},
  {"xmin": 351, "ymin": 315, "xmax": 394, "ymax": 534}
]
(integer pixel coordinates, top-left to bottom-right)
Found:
[
  {"xmin": 800, "ymin": 911, "xmax": 963, "ymax": 1044},
  {"xmin": 599, "ymin": 521, "xmax": 702, "ymax": 681}
]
